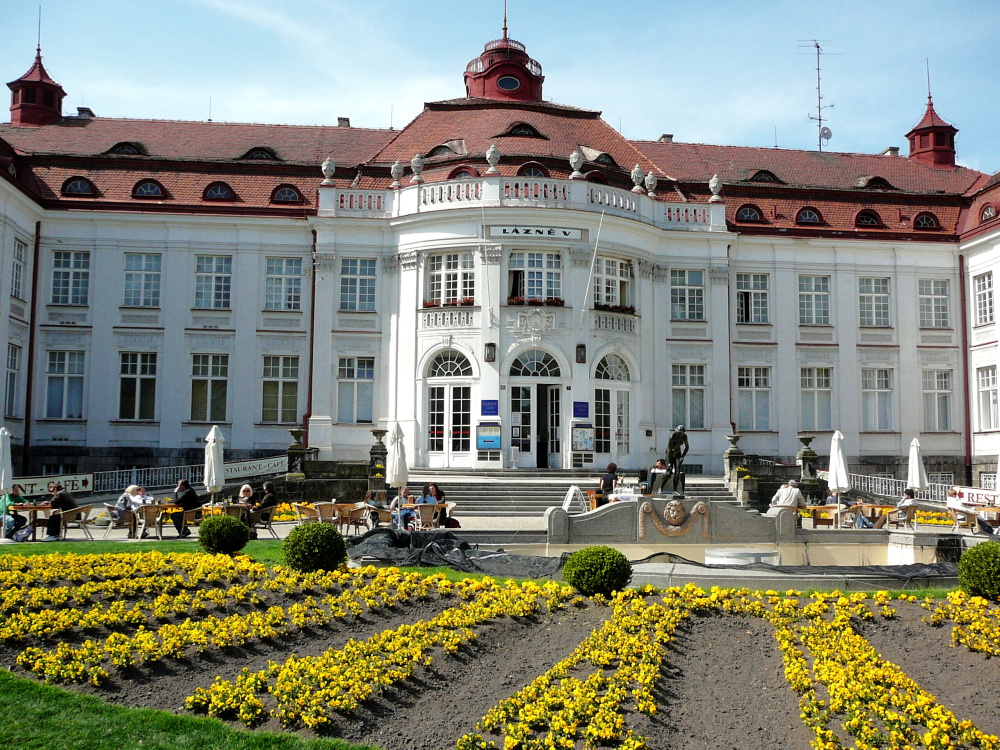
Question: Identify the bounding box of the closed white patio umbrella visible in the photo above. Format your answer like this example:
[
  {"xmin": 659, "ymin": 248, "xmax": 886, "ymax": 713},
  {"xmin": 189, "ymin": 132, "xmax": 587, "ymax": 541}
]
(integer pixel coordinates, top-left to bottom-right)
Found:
[
  {"xmin": 0, "ymin": 426, "xmax": 15, "ymax": 544},
  {"xmin": 385, "ymin": 424, "xmax": 408, "ymax": 531},
  {"xmin": 827, "ymin": 430, "xmax": 850, "ymax": 494},
  {"xmin": 906, "ymin": 437, "xmax": 928, "ymax": 491},
  {"xmin": 203, "ymin": 425, "xmax": 226, "ymax": 503}
]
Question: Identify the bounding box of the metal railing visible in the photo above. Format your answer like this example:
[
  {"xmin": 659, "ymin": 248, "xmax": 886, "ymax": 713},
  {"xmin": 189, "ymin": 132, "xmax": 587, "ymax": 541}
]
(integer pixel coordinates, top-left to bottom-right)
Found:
[
  {"xmin": 93, "ymin": 455, "xmax": 288, "ymax": 493},
  {"xmin": 847, "ymin": 473, "xmax": 950, "ymax": 503}
]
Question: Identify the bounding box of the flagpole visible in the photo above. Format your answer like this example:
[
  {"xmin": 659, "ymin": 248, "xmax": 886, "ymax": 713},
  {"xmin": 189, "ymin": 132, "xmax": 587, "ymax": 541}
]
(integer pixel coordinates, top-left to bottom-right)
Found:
[{"xmin": 578, "ymin": 210, "xmax": 606, "ymax": 328}]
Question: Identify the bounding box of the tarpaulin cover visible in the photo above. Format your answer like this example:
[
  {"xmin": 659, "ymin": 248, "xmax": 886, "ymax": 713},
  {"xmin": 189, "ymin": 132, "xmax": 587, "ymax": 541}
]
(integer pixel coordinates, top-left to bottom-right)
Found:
[{"xmin": 348, "ymin": 528, "xmax": 566, "ymax": 577}]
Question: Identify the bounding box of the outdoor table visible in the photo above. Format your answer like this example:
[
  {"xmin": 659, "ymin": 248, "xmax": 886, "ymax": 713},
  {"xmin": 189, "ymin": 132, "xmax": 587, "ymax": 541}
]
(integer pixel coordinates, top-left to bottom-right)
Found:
[
  {"xmin": 606, "ymin": 494, "xmax": 642, "ymax": 503},
  {"xmin": 11, "ymin": 503, "xmax": 52, "ymax": 541},
  {"xmin": 858, "ymin": 504, "xmax": 896, "ymax": 527},
  {"xmin": 804, "ymin": 505, "xmax": 841, "ymax": 528}
]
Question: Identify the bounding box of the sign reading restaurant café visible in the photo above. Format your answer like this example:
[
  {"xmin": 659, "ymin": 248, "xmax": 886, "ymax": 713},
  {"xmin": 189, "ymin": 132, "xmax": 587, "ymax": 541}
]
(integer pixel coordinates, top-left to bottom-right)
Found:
[{"xmin": 490, "ymin": 226, "xmax": 582, "ymax": 240}]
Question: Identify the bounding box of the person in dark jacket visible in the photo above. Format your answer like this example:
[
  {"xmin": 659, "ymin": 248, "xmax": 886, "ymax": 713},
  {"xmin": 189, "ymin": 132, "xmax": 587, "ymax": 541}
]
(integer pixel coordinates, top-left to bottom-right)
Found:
[
  {"xmin": 255, "ymin": 481, "xmax": 278, "ymax": 521},
  {"xmin": 173, "ymin": 479, "xmax": 202, "ymax": 536},
  {"xmin": 44, "ymin": 482, "xmax": 78, "ymax": 541}
]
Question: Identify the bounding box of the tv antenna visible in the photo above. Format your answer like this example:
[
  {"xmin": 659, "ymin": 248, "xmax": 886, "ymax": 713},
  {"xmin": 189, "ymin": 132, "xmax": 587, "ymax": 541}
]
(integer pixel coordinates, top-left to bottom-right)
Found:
[{"xmin": 798, "ymin": 40, "xmax": 840, "ymax": 151}]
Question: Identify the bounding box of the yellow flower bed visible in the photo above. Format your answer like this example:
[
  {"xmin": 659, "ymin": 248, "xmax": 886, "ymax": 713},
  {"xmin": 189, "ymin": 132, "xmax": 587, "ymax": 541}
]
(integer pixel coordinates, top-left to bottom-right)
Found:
[{"xmin": 923, "ymin": 590, "xmax": 1000, "ymax": 658}]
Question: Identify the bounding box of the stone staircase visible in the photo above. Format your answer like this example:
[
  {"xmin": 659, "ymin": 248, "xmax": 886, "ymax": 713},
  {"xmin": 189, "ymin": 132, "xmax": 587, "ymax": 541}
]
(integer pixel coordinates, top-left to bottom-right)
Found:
[{"xmin": 406, "ymin": 470, "xmax": 734, "ymax": 517}]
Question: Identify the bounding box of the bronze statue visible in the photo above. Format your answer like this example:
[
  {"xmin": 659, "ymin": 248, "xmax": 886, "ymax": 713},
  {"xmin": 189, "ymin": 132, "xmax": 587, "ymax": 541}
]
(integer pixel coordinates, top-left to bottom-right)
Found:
[{"xmin": 665, "ymin": 425, "xmax": 689, "ymax": 496}]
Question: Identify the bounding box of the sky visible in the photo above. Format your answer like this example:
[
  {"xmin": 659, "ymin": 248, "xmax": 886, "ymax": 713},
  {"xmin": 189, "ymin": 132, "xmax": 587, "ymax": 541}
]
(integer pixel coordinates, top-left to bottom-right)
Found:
[{"xmin": 3, "ymin": 0, "xmax": 1000, "ymax": 173}]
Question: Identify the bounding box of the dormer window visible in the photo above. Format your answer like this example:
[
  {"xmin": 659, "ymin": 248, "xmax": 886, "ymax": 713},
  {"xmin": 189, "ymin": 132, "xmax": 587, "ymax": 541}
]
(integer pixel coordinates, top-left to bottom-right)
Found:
[
  {"xmin": 271, "ymin": 185, "xmax": 303, "ymax": 204},
  {"xmin": 497, "ymin": 75, "xmax": 521, "ymax": 91},
  {"xmin": 62, "ymin": 177, "xmax": 95, "ymax": 197},
  {"xmin": 796, "ymin": 207, "xmax": 822, "ymax": 224},
  {"xmin": 496, "ymin": 122, "xmax": 547, "ymax": 139},
  {"xmin": 132, "ymin": 180, "xmax": 164, "ymax": 199},
  {"xmin": 913, "ymin": 212, "xmax": 939, "ymax": 230},
  {"xmin": 855, "ymin": 210, "xmax": 882, "ymax": 227},
  {"xmin": 982, "ymin": 205, "xmax": 996, "ymax": 223},
  {"xmin": 517, "ymin": 163, "xmax": 548, "ymax": 177},
  {"xmin": 242, "ymin": 147, "xmax": 277, "ymax": 160},
  {"xmin": 750, "ymin": 170, "xmax": 781, "ymax": 183},
  {"xmin": 449, "ymin": 167, "xmax": 479, "ymax": 179},
  {"xmin": 204, "ymin": 182, "xmax": 235, "ymax": 201},
  {"xmin": 594, "ymin": 153, "xmax": 617, "ymax": 167},
  {"xmin": 859, "ymin": 176, "xmax": 896, "ymax": 190},
  {"xmin": 427, "ymin": 145, "xmax": 455, "ymax": 157},
  {"xmin": 736, "ymin": 204, "xmax": 764, "ymax": 222},
  {"xmin": 108, "ymin": 142, "xmax": 145, "ymax": 156}
]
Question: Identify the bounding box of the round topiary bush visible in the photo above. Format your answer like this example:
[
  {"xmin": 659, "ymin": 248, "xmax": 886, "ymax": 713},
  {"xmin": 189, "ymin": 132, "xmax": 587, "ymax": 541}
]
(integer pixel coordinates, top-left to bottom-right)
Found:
[
  {"xmin": 198, "ymin": 514, "xmax": 249, "ymax": 555},
  {"xmin": 958, "ymin": 540, "xmax": 1000, "ymax": 600},
  {"xmin": 562, "ymin": 545, "xmax": 632, "ymax": 597},
  {"xmin": 282, "ymin": 522, "xmax": 347, "ymax": 573}
]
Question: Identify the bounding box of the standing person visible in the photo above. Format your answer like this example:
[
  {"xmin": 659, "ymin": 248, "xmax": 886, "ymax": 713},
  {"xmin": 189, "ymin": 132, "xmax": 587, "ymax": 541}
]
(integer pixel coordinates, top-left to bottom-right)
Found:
[
  {"xmin": 172, "ymin": 479, "xmax": 202, "ymax": 537},
  {"xmin": 1, "ymin": 484, "xmax": 27, "ymax": 538},
  {"xmin": 597, "ymin": 463, "xmax": 618, "ymax": 507},
  {"xmin": 43, "ymin": 482, "xmax": 77, "ymax": 542}
]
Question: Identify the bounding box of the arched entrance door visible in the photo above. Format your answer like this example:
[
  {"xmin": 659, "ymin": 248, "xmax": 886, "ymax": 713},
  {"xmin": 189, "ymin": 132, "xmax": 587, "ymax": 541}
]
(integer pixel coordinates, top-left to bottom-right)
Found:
[
  {"xmin": 425, "ymin": 351, "xmax": 473, "ymax": 467},
  {"xmin": 508, "ymin": 350, "xmax": 562, "ymax": 469},
  {"xmin": 594, "ymin": 354, "xmax": 631, "ymax": 465}
]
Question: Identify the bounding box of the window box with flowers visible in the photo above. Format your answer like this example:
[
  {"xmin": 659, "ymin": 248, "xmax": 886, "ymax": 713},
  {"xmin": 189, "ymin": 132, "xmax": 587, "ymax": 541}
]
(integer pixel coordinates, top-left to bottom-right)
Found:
[
  {"xmin": 526, "ymin": 298, "xmax": 545, "ymax": 307},
  {"xmin": 544, "ymin": 297, "xmax": 565, "ymax": 307},
  {"xmin": 506, "ymin": 296, "xmax": 526, "ymax": 306},
  {"xmin": 460, "ymin": 297, "xmax": 475, "ymax": 306},
  {"xmin": 594, "ymin": 302, "xmax": 636, "ymax": 315},
  {"xmin": 422, "ymin": 300, "xmax": 440, "ymax": 308}
]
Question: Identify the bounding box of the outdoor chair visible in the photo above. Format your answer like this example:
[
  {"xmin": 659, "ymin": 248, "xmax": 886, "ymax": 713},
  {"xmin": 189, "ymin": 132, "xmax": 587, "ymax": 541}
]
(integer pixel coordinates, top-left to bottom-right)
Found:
[
  {"xmin": 249, "ymin": 507, "xmax": 279, "ymax": 539},
  {"xmin": 333, "ymin": 503, "xmax": 355, "ymax": 533},
  {"xmin": 102, "ymin": 502, "xmax": 134, "ymax": 539},
  {"xmin": 369, "ymin": 507, "xmax": 393, "ymax": 528},
  {"xmin": 314, "ymin": 502, "xmax": 338, "ymax": 526},
  {"xmin": 59, "ymin": 504, "xmax": 95, "ymax": 541},
  {"xmin": 171, "ymin": 507, "xmax": 201, "ymax": 538},
  {"xmin": 414, "ymin": 503, "xmax": 440, "ymax": 531},
  {"xmin": 292, "ymin": 503, "xmax": 319, "ymax": 525},
  {"xmin": 809, "ymin": 505, "xmax": 839, "ymax": 529},
  {"xmin": 136, "ymin": 504, "xmax": 163, "ymax": 540},
  {"xmin": 341, "ymin": 502, "xmax": 368, "ymax": 536}
]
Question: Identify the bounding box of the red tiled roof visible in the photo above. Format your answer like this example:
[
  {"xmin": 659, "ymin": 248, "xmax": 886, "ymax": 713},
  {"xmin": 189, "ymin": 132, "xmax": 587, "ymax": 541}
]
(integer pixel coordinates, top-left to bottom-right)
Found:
[
  {"xmin": 7, "ymin": 48, "xmax": 64, "ymax": 90},
  {"xmin": 908, "ymin": 96, "xmax": 955, "ymax": 133},
  {"xmin": 0, "ymin": 117, "xmax": 393, "ymax": 166}
]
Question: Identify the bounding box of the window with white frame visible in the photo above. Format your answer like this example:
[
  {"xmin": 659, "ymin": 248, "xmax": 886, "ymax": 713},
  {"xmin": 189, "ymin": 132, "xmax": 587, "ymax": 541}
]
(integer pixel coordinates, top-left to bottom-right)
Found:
[
  {"xmin": 922, "ymin": 369, "xmax": 952, "ymax": 432},
  {"xmin": 735, "ymin": 273, "xmax": 769, "ymax": 323},
  {"xmin": 337, "ymin": 357, "xmax": 374, "ymax": 424},
  {"xmin": 974, "ymin": 273, "xmax": 994, "ymax": 326},
  {"xmin": 861, "ymin": 368, "xmax": 893, "ymax": 431},
  {"xmin": 737, "ymin": 366, "xmax": 771, "ymax": 430},
  {"xmin": 262, "ymin": 355, "xmax": 299, "ymax": 423},
  {"xmin": 671, "ymin": 364, "xmax": 705, "ymax": 429},
  {"xmin": 798, "ymin": 275, "xmax": 830, "ymax": 325},
  {"xmin": 928, "ymin": 472, "xmax": 955, "ymax": 485},
  {"xmin": 190, "ymin": 354, "xmax": 229, "ymax": 422},
  {"xmin": 978, "ymin": 366, "xmax": 998, "ymax": 431},
  {"xmin": 593, "ymin": 257, "xmax": 632, "ymax": 308},
  {"xmin": 859, "ymin": 277, "xmax": 891, "ymax": 327},
  {"xmin": 4, "ymin": 344, "xmax": 20, "ymax": 418},
  {"xmin": 265, "ymin": 257, "xmax": 302, "ymax": 311},
  {"xmin": 509, "ymin": 251, "xmax": 562, "ymax": 302},
  {"xmin": 800, "ymin": 367, "xmax": 832, "ymax": 431},
  {"xmin": 45, "ymin": 351, "xmax": 85, "ymax": 419},
  {"xmin": 338, "ymin": 258, "xmax": 375, "ymax": 311},
  {"xmin": 11, "ymin": 239, "xmax": 26, "ymax": 300},
  {"xmin": 670, "ymin": 270, "xmax": 705, "ymax": 320},
  {"xmin": 118, "ymin": 352, "xmax": 157, "ymax": 420},
  {"xmin": 51, "ymin": 250, "xmax": 90, "ymax": 305},
  {"xmin": 194, "ymin": 255, "xmax": 232, "ymax": 309},
  {"xmin": 427, "ymin": 252, "xmax": 474, "ymax": 304},
  {"xmin": 123, "ymin": 253, "xmax": 161, "ymax": 307},
  {"xmin": 918, "ymin": 279, "xmax": 949, "ymax": 328}
]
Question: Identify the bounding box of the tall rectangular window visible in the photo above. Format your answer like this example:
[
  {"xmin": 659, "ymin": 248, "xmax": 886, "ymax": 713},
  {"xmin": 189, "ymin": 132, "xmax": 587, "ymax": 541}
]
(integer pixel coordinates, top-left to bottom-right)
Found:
[
  {"xmin": 922, "ymin": 369, "xmax": 952, "ymax": 432},
  {"xmin": 194, "ymin": 255, "xmax": 232, "ymax": 309},
  {"xmin": 592, "ymin": 257, "xmax": 632, "ymax": 307},
  {"xmin": 735, "ymin": 273, "xmax": 769, "ymax": 323},
  {"xmin": 190, "ymin": 354, "xmax": 229, "ymax": 422},
  {"xmin": 427, "ymin": 252, "xmax": 474, "ymax": 304},
  {"xmin": 11, "ymin": 239, "xmax": 26, "ymax": 300},
  {"xmin": 861, "ymin": 368, "xmax": 893, "ymax": 431},
  {"xmin": 338, "ymin": 258, "xmax": 375, "ymax": 311},
  {"xmin": 859, "ymin": 277, "xmax": 891, "ymax": 327},
  {"xmin": 4, "ymin": 344, "xmax": 20, "ymax": 418},
  {"xmin": 975, "ymin": 273, "xmax": 994, "ymax": 326},
  {"xmin": 51, "ymin": 250, "xmax": 90, "ymax": 305},
  {"xmin": 798, "ymin": 275, "xmax": 830, "ymax": 325},
  {"xmin": 45, "ymin": 351, "xmax": 85, "ymax": 419},
  {"xmin": 262, "ymin": 355, "xmax": 299, "ymax": 423},
  {"xmin": 337, "ymin": 357, "xmax": 374, "ymax": 423},
  {"xmin": 670, "ymin": 270, "xmax": 705, "ymax": 320},
  {"xmin": 671, "ymin": 364, "xmax": 705, "ymax": 429},
  {"xmin": 918, "ymin": 279, "xmax": 949, "ymax": 328},
  {"xmin": 266, "ymin": 257, "xmax": 303, "ymax": 311},
  {"xmin": 118, "ymin": 352, "xmax": 157, "ymax": 420},
  {"xmin": 509, "ymin": 251, "xmax": 562, "ymax": 301},
  {"xmin": 123, "ymin": 253, "xmax": 161, "ymax": 307},
  {"xmin": 737, "ymin": 366, "xmax": 771, "ymax": 430},
  {"xmin": 978, "ymin": 366, "xmax": 998, "ymax": 431},
  {"xmin": 800, "ymin": 367, "xmax": 833, "ymax": 431}
]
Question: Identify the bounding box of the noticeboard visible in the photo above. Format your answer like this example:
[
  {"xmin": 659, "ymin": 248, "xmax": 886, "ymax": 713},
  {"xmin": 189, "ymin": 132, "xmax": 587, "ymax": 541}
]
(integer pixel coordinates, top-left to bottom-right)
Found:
[{"xmin": 571, "ymin": 424, "xmax": 595, "ymax": 452}]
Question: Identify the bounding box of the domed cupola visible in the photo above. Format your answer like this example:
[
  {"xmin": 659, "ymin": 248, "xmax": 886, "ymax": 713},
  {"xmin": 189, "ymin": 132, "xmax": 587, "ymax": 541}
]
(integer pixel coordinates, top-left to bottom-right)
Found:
[
  {"xmin": 7, "ymin": 46, "xmax": 66, "ymax": 127},
  {"xmin": 464, "ymin": 16, "xmax": 544, "ymax": 102},
  {"xmin": 905, "ymin": 95, "xmax": 957, "ymax": 168}
]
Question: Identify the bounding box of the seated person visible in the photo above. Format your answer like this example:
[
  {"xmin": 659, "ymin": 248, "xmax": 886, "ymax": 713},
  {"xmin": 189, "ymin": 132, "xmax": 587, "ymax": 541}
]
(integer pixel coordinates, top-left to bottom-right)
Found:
[
  {"xmin": 366, "ymin": 490, "xmax": 389, "ymax": 527},
  {"xmin": 770, "ymin": 480, "xmax": 806, "ymax": 526},
  {"xmin": 389, "ymin": 486, "xmax": 413, "ymax": 529},
  {"xmin": 596, "ymin": 463, "xmax": 618, "ymax": 507},
  {"xmin": 648, "ymin": 459, "xmax": 669, "ymax": 494},
  {"xmin": 1, "ymin": 484, "xmax": 28, "ymax": 538},
  {"xmin": 44, "ymin": 482, "xmax": 78, "ymax": 542},
  {"xmin": 172, "ymin": 479, "xmax": 203, "ymax": 537},
  {"xmin": 874, "ymin": 488, "xmax": 918, "ymax": 529},
  {"xmin": 114, "ymin": 484, "xmax": 144, "ymax": 538},
  {"xmin": 254, "ymin": 481, "xmax": 278, "ymax": 521}
]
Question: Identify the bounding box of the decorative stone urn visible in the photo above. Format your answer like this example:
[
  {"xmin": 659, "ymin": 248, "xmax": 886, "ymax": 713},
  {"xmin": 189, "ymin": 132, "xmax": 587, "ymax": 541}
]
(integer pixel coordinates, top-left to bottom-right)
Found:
[
  {"xmin": 630, "ymin": 164, "xmax": 646, "ymax": 193},
  {"xmin": 286, "ymin": 428, "xmax": 308, "ymax": 479},
  {"xmin": 368, "ymin": 429, "xmax": 389, "ymax": 491},
  {"xmin": 569, "ymin": 150, "xmax": 584, "ymax": 179},
  {"xmin": 321, "ymin": 157, "xmax": 336, "ymax": 185},
  {"xmin": 485, "ymin": 144, "xmax": 501, "ymax": 174},
  {"xmin": 722, "ymin": 434, "xmax": 746, "ymax": 488},
  {"xmin": 390, "ymin": 160, "xmax": 404, "ymax": 188},
  {"xmin": 410, "ymin": 154, "xmax": 425, "ymax": 184},
  {"xmin": 644, "ymin": 171, "xmax": 658, "ymax": 197},
  {"xmin": 708, "ymin": 173, "xmax": 723, "ymax": 202}
]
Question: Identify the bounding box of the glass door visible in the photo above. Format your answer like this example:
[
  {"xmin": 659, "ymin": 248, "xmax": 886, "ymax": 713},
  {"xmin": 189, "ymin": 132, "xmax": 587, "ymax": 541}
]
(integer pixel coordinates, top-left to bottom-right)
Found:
[{"xmin": 428, "ymin": 384, "xmax": 471, "ymax": 465}]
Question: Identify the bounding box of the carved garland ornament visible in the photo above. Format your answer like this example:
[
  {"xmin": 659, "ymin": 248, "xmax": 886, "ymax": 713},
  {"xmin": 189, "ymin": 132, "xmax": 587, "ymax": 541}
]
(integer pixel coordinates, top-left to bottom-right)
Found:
[{"xmin": 638, "ymin": 500, "xmax": 709, "ymax": 540}]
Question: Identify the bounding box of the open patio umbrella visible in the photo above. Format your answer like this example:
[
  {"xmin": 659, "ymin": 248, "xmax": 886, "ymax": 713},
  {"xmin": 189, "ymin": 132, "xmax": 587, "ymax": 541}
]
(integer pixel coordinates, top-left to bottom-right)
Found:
[
  {"xmin": 385, "ymin": 424, "xmax": 408, "ymax": 530},
  {"xmin": 906, "ymin": 437, "xmax": 928, "ymax": 491},
  {"xmin": 0, "ymin": 426, "xmax": 15, "ymax": 545},
  {"xmin": 203, "ymin": 425, "xmax": 226, "ymax": 503},
  {"xmin": 827, "ymin": 430, "xmax": 850, "ymax": 494}
]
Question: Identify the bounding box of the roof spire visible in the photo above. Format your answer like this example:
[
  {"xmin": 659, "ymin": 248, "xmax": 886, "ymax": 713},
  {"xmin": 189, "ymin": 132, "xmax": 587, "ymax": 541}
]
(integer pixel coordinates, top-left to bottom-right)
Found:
[{"xmin": 502, "ymin": 0, "xmax": 508, "ymax": 40}]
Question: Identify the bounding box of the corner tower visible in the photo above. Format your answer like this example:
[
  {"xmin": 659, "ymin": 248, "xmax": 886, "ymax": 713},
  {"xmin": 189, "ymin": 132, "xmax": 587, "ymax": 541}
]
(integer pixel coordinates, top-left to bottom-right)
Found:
[
  {"xmin": 7, "ymin": 46, "xmax": 66, "ymax": 127},
  {"xmin": 906, "ymin": 95, "xmax": 957, "ymax": 168},
  {"xmin": 463, "ymin": 18, "xmax": 544, "ymax": 102}
]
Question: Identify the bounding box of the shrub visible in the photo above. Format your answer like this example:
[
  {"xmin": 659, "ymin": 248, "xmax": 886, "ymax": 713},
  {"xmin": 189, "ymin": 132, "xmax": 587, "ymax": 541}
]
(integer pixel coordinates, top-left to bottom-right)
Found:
[
  {"xmin": 283, "ymin": 522, "xmax": 347, "ymax": 573},
  {"xmin": 958, "ymin": 540, "xmax": 1000, "ymax": 600},
  {"xmin": 562, "ymin": 545, "xmax": 632, "ymax": 597},
  {"xmin": 198, "ymin": 515, "xmax": 249, "ymax": 555}
]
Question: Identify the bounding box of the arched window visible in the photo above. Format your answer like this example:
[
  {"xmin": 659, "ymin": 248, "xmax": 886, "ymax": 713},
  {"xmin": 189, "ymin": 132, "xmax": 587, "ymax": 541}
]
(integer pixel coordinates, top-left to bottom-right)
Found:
[
  {"xmin": 750, "ymin": 170, "xmax": 780, "ymax": 183},
  {"xmin": 594, "ymin": 153, "xmax": 617, "ymax": 167},
  {"xmin": 913, "ymin": 212, "xmax": 939, "ymax": 230},
  {"xmin": 855, "ymin": 210, "xmax": 881, "ymax": 227},
  {"xmin": 427, "ymin": 145, "xmax": 455, "ymax": 157},
  {"xmin": 449, "ymin": 167, "xmax": 478, "ymax": 179},
  {"xmin": 982, "ymin": 205, "xmax": 996, "ymax": 223},
  {"xmin": 132, "ymin": 180, "xmax": 163, "ymax": 198},
  {"xmin": 62, "ymin": 177, "xmax": 95, "ymax": 196},
  {"xmin": 204, "ymin": 182, "xmax": 234, "ymax": 201},
  {"xmin": 585, "ymin": 171, "xmax": 607, "ymax": 184},
  {"xmin": 796, "ymin": 207, "xmax": 822, "ymax": 224},
  {"xmin": 242, "ymin": 147, "xmax": 277, "ymax": 160},
  {"xmin": 595, "ymin": 354, "xmax": 630, "ymax": 381},
  {"xmin": 517, "ymin": 163, "xmax": 547, "ymax": 177},
  {"xmin": 736, "ymin": 204, "xmax": 763, "ymax": 222},
  {"xmin": 108, "ymin": 141, "xmax": 144, "ymax": 156},
  {"xmin": 862, "ymin": 176, "xmax": 896, "ymax": 190},
  {"xmin": 271, "ymin": 185, "xmax": 303, "ymax": 203},
  {"xmin": 507, "ymin": 123, "xmax": 541, "ymax": 137},
  {"xmin": 509, "ymin": 350, "xmax": 561, "ymax": 377},
  {"xmin": 428, "ymin": 351, "xmax": 473, "ymax": 377}
]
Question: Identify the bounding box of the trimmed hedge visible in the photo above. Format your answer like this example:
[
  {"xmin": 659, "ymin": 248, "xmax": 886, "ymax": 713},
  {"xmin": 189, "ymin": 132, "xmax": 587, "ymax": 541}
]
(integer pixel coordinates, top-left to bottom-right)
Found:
[
  {"xmin": 959, "ymin": 540, "xmax": 1000, "ymax": 600},
  {"xmin": 562, "ymin": 545, "xmax": 632, "ymax": 597},
  {"xmin": 282, "ymin": 522, "xmax": 347, "ymax": 573},
  {"xmin": 198, "ymin": 515, "xmax": 249, "ymax": 555}
]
